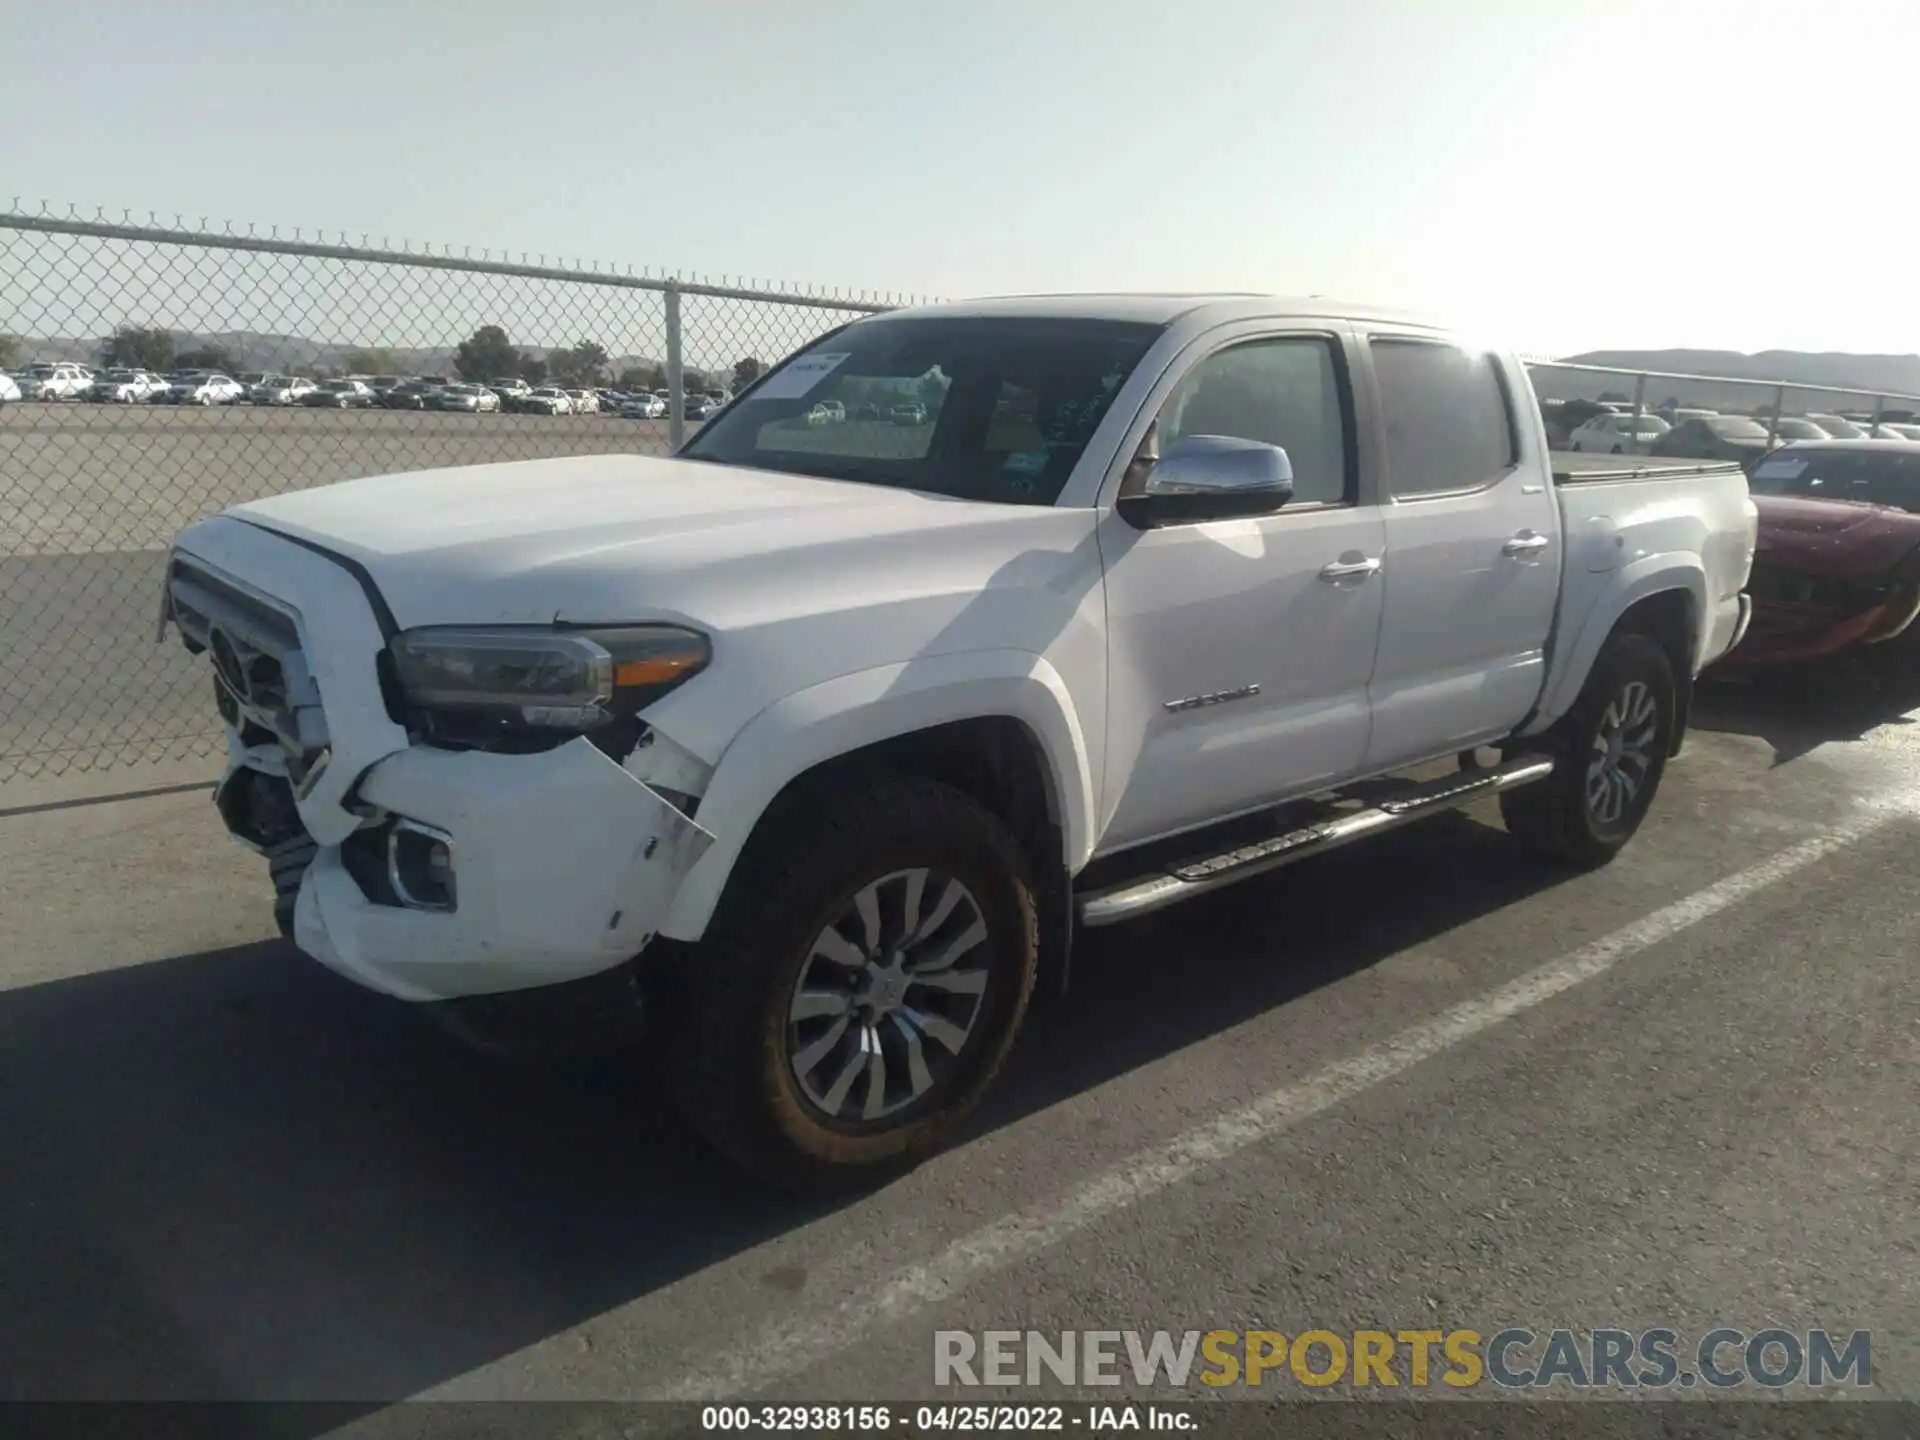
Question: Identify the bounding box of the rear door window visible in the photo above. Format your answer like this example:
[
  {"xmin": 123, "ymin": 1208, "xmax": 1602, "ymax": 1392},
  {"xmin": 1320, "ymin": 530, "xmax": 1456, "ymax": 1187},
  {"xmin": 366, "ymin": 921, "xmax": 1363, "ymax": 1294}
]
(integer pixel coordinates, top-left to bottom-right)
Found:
[{"xmin": 1369, "ymin": 339, "xmax": 1518, "ymax": 497}]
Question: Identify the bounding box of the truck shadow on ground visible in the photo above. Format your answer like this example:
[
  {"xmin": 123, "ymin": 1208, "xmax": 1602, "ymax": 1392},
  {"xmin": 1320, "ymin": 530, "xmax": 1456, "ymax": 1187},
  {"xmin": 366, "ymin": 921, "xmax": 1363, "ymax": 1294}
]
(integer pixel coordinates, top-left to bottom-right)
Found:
[
  {"xmin": 0, "ymin": 814, "xmax": 1571, "ymax": 1418},
  {"xmin": 1691, "ymin": 657, "xmax": 1920, "ymax": 765}
]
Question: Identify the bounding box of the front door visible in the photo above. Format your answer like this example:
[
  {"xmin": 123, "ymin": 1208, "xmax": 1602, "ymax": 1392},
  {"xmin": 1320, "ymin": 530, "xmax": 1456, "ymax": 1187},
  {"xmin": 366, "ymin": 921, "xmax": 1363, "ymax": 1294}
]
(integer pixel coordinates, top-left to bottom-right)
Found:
[{"xmin": 1097, "ymin": 331, "xmax": 1387, "ymax": 852}]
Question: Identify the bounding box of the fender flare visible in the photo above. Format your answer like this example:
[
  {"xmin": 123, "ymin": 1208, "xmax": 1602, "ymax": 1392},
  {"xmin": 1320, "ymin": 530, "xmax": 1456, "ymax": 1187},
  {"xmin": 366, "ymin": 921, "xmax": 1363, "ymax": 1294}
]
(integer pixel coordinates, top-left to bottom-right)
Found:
[
  {"xmin": 657, "ymin": 649, "xmax": 1097, "ymax": 942},
  {"xmin": 1523, "ymin": 554, "xmax": 1707, "ymax": 735}
]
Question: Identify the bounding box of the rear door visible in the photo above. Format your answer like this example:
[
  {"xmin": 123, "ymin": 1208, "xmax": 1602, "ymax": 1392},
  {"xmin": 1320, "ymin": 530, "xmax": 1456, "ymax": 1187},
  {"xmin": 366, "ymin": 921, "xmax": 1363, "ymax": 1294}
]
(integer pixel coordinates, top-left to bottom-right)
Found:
[{"xmin": 1359, "ymin": 336, "xmax": 1560, "ymax": 770}]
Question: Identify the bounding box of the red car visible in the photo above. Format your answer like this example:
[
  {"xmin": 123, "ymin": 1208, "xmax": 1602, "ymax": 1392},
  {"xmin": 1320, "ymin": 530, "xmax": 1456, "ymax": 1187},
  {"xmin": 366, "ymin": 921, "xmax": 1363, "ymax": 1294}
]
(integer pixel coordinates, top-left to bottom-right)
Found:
[{"xmin": 1733, "ymin": 441, "xmax": 1920, "ymax": 665}]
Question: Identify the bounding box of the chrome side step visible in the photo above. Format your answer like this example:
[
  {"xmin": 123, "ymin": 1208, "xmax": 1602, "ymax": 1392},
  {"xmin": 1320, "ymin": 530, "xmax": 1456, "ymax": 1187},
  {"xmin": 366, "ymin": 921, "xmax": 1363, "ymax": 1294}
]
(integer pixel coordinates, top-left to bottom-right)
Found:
[{"xmin": 1077, "ymin": 755, "xmax": 1555, "ymax": 928}]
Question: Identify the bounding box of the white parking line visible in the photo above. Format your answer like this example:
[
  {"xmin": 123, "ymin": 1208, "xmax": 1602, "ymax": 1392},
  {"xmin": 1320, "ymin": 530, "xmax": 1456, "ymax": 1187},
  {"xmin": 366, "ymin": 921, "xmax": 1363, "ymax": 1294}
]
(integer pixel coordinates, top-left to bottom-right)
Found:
[{"xmin": 645, "ymin": 805, "xmax": 1907, "ymax": 1402}]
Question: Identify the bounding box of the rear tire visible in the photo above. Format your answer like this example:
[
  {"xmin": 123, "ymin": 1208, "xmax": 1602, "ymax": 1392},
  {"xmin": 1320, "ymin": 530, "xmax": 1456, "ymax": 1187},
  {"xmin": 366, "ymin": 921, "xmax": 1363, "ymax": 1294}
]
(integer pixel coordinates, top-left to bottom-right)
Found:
[
  {"xmin": 1502, "ymin": 632, "xmax": 1675, "ymax": 866},
  {"xmin": 670, "ymin": 774, "xmax": 1039, "ymax": 1193}
]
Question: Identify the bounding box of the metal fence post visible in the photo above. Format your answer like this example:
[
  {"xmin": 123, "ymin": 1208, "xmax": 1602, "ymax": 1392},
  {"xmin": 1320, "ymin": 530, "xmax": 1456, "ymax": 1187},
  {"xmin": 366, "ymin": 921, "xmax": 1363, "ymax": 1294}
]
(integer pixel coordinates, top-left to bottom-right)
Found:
[
  {"xmin": 665, "ymin": 281, "xmax": 685, "ymax": 450},
  {"xmin": 1767, "ymin": 384, "xmax": 1784, "ymax": 446},
  {"xmin": 1630, "ymin": 372, "xmax": 1646, "ymax": 424},
  {"xmin": 1871, "ymin": 395, "xmax": 1885, "ymax": 431}
]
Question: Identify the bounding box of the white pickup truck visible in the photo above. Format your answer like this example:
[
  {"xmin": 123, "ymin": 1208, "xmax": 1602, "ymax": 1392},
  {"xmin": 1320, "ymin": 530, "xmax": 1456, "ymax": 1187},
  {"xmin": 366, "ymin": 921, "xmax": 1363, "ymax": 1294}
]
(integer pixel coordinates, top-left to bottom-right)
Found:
[{"xmin": 163, "ymin": 296, "xmax": 1756, "ymax": 1189}]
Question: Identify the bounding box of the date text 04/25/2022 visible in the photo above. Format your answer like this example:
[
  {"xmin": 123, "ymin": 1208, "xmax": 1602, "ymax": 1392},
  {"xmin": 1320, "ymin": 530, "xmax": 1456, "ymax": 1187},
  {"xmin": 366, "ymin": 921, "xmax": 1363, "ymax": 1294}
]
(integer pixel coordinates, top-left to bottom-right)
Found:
[{"xmin": 699, "ymin": 1403, "xmax": 1195, "ymax": 1432}]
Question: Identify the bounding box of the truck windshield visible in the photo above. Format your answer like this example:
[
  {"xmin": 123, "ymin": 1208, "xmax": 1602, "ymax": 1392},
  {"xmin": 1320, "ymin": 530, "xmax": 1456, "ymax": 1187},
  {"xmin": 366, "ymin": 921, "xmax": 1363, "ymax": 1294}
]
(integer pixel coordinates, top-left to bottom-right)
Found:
[{"xmin": 683, "ymin": 316, "xmax": 1164, "ymax": 505}]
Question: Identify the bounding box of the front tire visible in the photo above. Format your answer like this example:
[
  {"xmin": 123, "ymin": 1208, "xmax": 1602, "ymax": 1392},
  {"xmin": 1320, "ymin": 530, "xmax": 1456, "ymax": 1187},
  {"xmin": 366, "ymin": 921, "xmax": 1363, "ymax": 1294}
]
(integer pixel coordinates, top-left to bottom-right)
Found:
[
  {"xmin": 1502, "ymin": 632, "xmax": 1675, "ymax": 866},
  {"xmin": 670, "ymin": 774, "xmax": 1039, "ymax": 1192}
]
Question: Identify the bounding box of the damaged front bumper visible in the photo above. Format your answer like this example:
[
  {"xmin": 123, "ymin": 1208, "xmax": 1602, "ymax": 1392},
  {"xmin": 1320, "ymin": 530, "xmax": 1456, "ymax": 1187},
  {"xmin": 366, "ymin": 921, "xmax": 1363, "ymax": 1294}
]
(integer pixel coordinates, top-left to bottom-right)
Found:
[
  {"xmin": 168, "ymin": 519, "xmax": 716, "ymax": 1030},
  {"xmin": 291, "ymin": 736, "xmax": 713, "ymax": 1003}
]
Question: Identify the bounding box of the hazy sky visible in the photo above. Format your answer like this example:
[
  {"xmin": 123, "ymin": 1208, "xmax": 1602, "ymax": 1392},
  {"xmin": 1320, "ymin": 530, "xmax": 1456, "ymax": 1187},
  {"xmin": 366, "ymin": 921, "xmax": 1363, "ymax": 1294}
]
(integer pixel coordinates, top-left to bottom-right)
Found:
[{"xmin": 5, "ymin": 0, "xmax": 1916, "ymax": 356}]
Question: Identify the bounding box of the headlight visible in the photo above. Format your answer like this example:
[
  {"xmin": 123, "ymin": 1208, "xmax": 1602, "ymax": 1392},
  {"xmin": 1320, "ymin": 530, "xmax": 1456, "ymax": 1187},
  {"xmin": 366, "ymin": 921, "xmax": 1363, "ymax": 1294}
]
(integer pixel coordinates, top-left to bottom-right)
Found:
[{"xmin": 389, "ymin": 624, "xmax": 710, "ymax": 752}]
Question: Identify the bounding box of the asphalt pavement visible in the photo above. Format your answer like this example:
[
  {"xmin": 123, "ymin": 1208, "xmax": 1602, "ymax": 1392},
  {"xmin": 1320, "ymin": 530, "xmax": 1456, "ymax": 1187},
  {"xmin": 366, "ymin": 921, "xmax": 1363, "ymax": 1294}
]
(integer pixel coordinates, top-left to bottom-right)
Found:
[{"xmin": 2, "ymin": 666, "xmax": 1915, "ymax": 1428}]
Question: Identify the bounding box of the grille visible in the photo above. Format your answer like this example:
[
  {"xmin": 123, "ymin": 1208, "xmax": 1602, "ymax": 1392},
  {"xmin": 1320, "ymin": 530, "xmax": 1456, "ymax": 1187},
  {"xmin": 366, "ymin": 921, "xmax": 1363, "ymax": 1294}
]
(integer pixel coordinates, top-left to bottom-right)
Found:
[{"xmin": 166, "ymin": 558, "xmax": 330, "ymax": 767}]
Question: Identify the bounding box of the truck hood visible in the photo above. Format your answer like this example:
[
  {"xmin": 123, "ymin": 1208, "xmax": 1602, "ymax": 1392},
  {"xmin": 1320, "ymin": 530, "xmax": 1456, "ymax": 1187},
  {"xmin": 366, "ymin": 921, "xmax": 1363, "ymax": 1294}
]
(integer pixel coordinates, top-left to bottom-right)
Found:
[
  {"xmin": 229, "ymin": 452, "xmax": 1073, "ymax": 628},
  {"xmin": 1752, "ymin": 494, "xmax": 1920, "ymax": 580}
]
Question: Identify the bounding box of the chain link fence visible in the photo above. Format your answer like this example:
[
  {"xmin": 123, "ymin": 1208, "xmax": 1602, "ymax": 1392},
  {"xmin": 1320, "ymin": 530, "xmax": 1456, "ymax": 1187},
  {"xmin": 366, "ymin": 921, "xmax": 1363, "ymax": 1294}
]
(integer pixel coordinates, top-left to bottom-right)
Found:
[
  {"xmin": 0, "ymin": 205, "xmax": 908, "ymax": 783},
  {"xmin": 10, "ymin": 206, "xmax": 1920, "ymax": 787}
]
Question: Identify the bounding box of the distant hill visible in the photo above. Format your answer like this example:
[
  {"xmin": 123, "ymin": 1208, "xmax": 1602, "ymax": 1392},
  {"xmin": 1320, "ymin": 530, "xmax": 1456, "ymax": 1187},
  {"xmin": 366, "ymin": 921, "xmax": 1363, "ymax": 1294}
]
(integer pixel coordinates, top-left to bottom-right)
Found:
[{"xmin": 1534, "ymin": 350, "xmax": 1920, "ymax": 411}]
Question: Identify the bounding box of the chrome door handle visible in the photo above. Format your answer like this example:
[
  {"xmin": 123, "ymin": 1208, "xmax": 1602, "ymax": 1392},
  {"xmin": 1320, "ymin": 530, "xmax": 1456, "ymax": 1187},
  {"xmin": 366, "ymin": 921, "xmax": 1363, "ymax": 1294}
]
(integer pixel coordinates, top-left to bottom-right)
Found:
[
  {"xmin": 1502, "ymin": 533, "xmax": 1551, "ymax": 556},
  {"xmin": 1318, "ymin": 557, "xmax": 1382, "ymax": 582}
]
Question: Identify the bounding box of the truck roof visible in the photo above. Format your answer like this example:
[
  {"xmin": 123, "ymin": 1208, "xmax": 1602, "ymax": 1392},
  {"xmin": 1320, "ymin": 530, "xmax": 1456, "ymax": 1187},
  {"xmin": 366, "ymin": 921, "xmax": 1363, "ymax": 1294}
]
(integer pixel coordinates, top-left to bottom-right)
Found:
[{"xmin": 875, "ymin": 293, "xmax": 1450, "ymax": 331}]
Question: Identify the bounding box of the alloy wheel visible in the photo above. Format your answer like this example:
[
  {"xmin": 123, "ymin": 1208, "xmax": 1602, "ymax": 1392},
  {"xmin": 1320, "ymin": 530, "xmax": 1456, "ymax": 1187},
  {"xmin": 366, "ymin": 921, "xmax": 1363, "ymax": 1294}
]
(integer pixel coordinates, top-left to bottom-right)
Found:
[
  {"xmin": 785, "ymin": 868, "xmax": 992, "ymax": 1124},
  {"xmin": 1587, "ymin": 679, "xmax": 1658, "ymax": 827}
]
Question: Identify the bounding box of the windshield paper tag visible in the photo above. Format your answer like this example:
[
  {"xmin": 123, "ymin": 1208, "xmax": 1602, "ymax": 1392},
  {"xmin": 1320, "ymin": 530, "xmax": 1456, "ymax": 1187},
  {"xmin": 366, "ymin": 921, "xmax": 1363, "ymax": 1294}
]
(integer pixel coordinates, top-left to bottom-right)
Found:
[
  {"xmin": 752, "ymin": 352, "xmax": 851, "ymax": 401},
  {"xmin": 1752, "ymin": 458, "xmax": 1807, "ymax": 480}
]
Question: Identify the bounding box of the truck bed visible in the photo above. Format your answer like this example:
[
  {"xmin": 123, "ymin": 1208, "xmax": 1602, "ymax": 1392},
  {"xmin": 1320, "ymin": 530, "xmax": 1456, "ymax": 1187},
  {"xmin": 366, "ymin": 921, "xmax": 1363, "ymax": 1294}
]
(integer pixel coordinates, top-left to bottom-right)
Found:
[{"xmin": 1526, "ymin": 449, "xmax": 1757, "ymax": 732}]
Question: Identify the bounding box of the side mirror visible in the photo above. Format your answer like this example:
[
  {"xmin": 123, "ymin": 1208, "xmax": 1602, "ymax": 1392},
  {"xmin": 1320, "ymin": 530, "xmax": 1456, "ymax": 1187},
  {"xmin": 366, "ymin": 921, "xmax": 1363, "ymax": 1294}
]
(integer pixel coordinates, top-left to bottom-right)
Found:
[{"xmin": 1117, "ymin": 434, "xmax": 1295, "ymax": 530}]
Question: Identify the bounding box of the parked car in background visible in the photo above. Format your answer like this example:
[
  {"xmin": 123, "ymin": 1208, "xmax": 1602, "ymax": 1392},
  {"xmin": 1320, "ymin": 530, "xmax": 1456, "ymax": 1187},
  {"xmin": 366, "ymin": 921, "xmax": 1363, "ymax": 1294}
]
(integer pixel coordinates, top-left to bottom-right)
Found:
[
  {"xmin": 889, "ymin": 400, "xmax": 928, "ymax": 425},
  {"xmin": 1870, "ymin": 422, "xmax": 1920, "ymax": 441},
  {"xmin": 1568, "ymin": 412, "xmax": 1670, "ymax": 454},
  {"xmin": 685, "ymin": 396, "xmax": 723, "ymax": 421},
  {"xmin": 302, "ymin": 379, "xmax": 376, "ymax": 409},
  {"xmin": 170, "ymin": 372, "xmax": 248, "ymax": 406},
  {"xmin": 379, "ymin": 379, "xmax": 441, "ymax": 411},
  {"xmin": 492, "ymin": 377, "xmax": 531, "ymax": 400},
  {"xmin": 1768, "ymin": 417, "xmax": 1834, "ymax": 444},
  {"xmin": 1650, "ymin": 415, "xmax": 1776, "ymax": 465},
  {"xmin": 89, "ymin": 368, "xmax": 170, "ymax": 404},
  {"xmin": 0, "ymin": 373, "xmax": 22, "ymax": 404},
  {"xmin": 563, "ymin": 389, "xmax": 599, "ymax": 414},
  {"xmin": 1734, "ymin": 441, "xmax": 1920, "ymax": 665},
  {"xmin": 1537, "ymin": 398, "xmax": 1612, "ymax": 448},
  {"xmin": 516, "ymin": 386, "xmax": 573, "ymax": 415},
  {"xmin": 433, "ymin": 383, "xmax": 501, "ymax": 413},
  {"xmin": 1806, "ymin": 413, "xmax": 1870, "ymax": 439},
  {"xmin": 1658, "ymin": 407, "xmax": 1719, "ymax": 424},
  {"xmin": 363, "ymin": 377, "xmax": 406, "ymax": 401},
  {"xmin": 249, "ymin": 374, "xmax": 318, "ymax": 406},
  {"xmin": 155, "ymin": 370, "xmax": 207, "ymax": 404},
  {"xmin": 619, "ymin": 393, "xmax": 667, "ymax": 418},
  {"xmin": 19, "ymin": 362, "xmax": 94, "ymax": 401}
]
